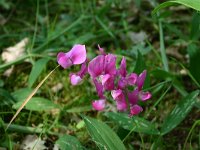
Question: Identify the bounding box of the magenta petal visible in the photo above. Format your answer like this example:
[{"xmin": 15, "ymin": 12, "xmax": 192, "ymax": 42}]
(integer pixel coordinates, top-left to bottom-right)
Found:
[
  {"xmin": 116, "ymin": 100, "xmax": 127, "ymax": 111},
  {"xmin": 127, "ymin": 73, "xmax": 137, "ymax": 86},
  {"xmin": 93, "ymin": 78, "xmax": 104, "ymax": 98},
  {"xmin": 128, "ymin": 89, "xmax": 139, "ymax": 105},
  {"xmin": 118, "ymin": 77, "xmax": 127, "ymax": 89},
  {"xmin": 78, "ymin": 62, "xmax": 88, "ymax": 78},
  {"xmin": 137, "ymin": 70, "xmax": 147, "ymax": 91},
  {"xmin": 100, "ymin": 74, "xmax": 115, "ymax": 91},
  {"xmin": 92, "ymin": 99, "xmax": 106, "ymax": 111},
  {"xmin": 70, "ymin": 74, "xmax": 82, "ymax": 85},
  {"xmin": 98, "ymin": 45, "xmax": 105, "ymax": 55},
  {"xmin": 111, "ymin": 89, "xmax": 127, "ymax": 111},
  {"xmin": 104, "ymin": 54, "xmax": 117, "ymax": 75},
  {"xmin": 70, "ymin": 44, "xmax": 86, "ymax": 65},
  {"xmin": 88, "ymin": 55, "xmax": 104, "ymax": 78},
  {"xmin": 129, "ymin": 105, "xmax": 143, "ymax": 117},
  {"xmin": 119, "ymin": 57, "xmax": 127, "ymax": 77},
  {"xmin": 57, "ymin": 52, "xmax": 73, "ymax": 69},
  {"xmin": 139, "ymin": 91, "xmax": 151, "ymax": 101},
  {"xmin": 111, "ymin": 89, "xmax": 123, "ymax": 100}
]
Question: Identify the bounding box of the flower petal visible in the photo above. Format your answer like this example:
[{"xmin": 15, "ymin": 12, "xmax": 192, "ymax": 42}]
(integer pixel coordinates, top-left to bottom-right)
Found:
[
  {"xmin": 57, "ymin": 52, "xmax": 73, "ymax": 69},
  {"xmin": 70, "ymin": 74, "xmax": 82, "ymax": 85},
  {"xmin": 70, "ymin": 44, "xmax": 87, "ymax": 64},
  {"xmin": 137, "ymin": 70, "xmax": 147, "ymax": 91},
  {"xmin": 119, "ymin": 57, "xmax": 127, "ymax": 77},
  {"xmin": 78, "ymin": 61, "xmax": 88, "ymax": 78},
  {"xmin": 93, "ymin": 78, "xmax": 104, "ymax": 98},
  {"xmin": 111, "ymin": 89, "xmax": 127, "ymax": 111},
  {"xmin": 116, "ymin": 99, "xmax": 127, "ymax": 111},
  {"xmin": 92, "ymin": 99, "xmax": 106, "ymax": 111},
  {"xmin": 88, "ymin": 55, "xmax": 104, "ymax": 78},
  {"xmin": 118, "ymin": 77, "xmax": 127, "ymax": 89},
  {"xmin": 111, "ymin": 89, "xmax": 123, "ymax": 100},
  {"xmin": 129, "ymin": 105, "xmax": 143, "ymax": 117},
  {"xmin": 128, "ymin": 89, "xmax": 139, "ymax": 105},
  {"xmin": 139, "ymin": 91, "xmax": 151, "ymax": 101},
  {"xmin": 100, "ymin": 74, "xmax": 115, "ymax": 91},
  {"xmin": 104, "ymin": 54, "xmax": 117, "ymax": 75},
  {"xmin": 98, "ymin": 44, "xmax": 105, "ymax": 55},
  {"xmin": 127, "ymin": 73, "xmax": 137, "ymax": 86}
]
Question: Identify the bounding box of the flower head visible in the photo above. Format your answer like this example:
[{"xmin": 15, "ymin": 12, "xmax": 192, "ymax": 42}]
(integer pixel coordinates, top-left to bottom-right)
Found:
[
  {"xmin": 57, "ymin": 44, "xmax": 86, "ymax": 69},
  {"xmin": 69, "ymin": 61, "xmax": 88, "ymax": 85},
  {"xmin": 92, "ymin": 99, "xmax": 106, "ymax": 111}
]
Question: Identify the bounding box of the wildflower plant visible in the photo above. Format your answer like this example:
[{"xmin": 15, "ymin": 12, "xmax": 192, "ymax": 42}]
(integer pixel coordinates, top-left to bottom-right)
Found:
[
  {"xmin": 6, "ymin": 44, "xmax": 151, "ymax": 131},
  {"xmin": 58, "ymin": 44, "xmax": 151, "ymax": 117}
]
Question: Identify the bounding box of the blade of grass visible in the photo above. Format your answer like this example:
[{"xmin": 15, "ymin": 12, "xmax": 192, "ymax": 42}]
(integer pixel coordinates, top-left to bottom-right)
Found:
[
  {"xmin": 159, "ymin": 19, "xmax": 169, "ymax": 72},
  {"xmin": 146, "ymin": 84, "xmax": 172, "ymax": 116},
  {"xmin": 34, "ymin": 15, "xmax": 85, "ymax": 53},
  {"xmin": 0, "ymin": 54, "xmax": 53, "ymax": 70},
  {"xmin": 152, "ymin": 0, "xmax": 200, "ymax": 16},
  {"xmin": 95, "ymin": 16, "xmax": 116, "ymax": 39},
  {"xmin": 183, "ymin": 120, "xmax": 200, "ymax": 150},
  {"xmin": 27, "ymin": 0, "xmax": 39, "ymax": 64},
  {"xmin": 6, "ymin": 65, "xmax": 59, "ymax": 130}
]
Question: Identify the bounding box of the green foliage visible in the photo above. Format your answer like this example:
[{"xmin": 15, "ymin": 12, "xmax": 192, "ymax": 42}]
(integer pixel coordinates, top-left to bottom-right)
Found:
[
  {"xmin": 161, "ymin": 90, "xmax": 199, "ymax": 135},
  {"xmin": 83, "ymin": 116, "xmax": 126, "ymax": 150},
  {"xmin": 152, "ymin": 0, "xmax": 200, "ymax": 15},
  {"xmin": 28, "ymin": 58, "xmax": 50, "ymax": 87},
  {"xmin": 1, "ymin": 0, "xmax": 200, "ymax": 149},
  {"xmin": 105, "ymin": 112, "xmax": 160, "ymax": 135},
  {"xmin": 56, "ymin": 135, "xmax": 83, "ymax": 150},
  {"xmin": 13, "ymin": 97, "xmax": 59, "ymax": 111}
]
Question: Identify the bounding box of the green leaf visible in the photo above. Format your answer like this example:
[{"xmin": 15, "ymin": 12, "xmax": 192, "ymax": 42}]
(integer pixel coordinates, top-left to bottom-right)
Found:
[
  {"xmin": 151, "ymin": 69, "xmax": 187, "ymax": 96},
  {"xmin": 152, "ymin": 0, "xmax": 200, "ymax": 16},
  {"xmin": 190, "ymin": 12, "xmax": 200, "ymax": 40},
  {"xmin": 105, "ymin": 112, "xmax": 160, "ymax": 135},
  {"xmin": 56, "ymin": 135, "xmax": 83, "ymax": 150},
  {"xmin": 13, "ymin": 97, "xmax": 59, "ymax": 111},
  {"xmin": 134, "ymin": 51, "xmax": 150, "ymax": 89},
  {"xmin": 187, "ymin": 43, "xmax": 200, "ymax": 84},
  {"xmin": 66, "ymin": 106, "xmax": 92, "ymax": 113},
  {"xmin": 28, "ymin": 58, "xmax": 50, "ymax": 87},
  {"xmin": 161, "ymin": 90, "xmax": 199, "ymax": 135},
  {"xmin": 12, "ymin": 88, "xmax": 32, "ymax": 101},
  {"xmin": 0, "ymin": 88, "xmax": 16, "ymax": 106},
  {"xmin": 83, "ymin": 116, "xmax": 126, "ymax": 150}
]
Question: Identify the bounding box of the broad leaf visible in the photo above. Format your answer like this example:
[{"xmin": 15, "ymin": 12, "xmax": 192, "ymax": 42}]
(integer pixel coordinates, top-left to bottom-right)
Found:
[
  {"xmin": 161, "ymin": 90, "xmax": 199, "ymax": 135},
  {"xmin": 13, "ymin": 97, "xmax": 59, "ymax": 111},
  {"xmin": 187, "ymin": 44, "xmax": 200, "ymax": 84},
  {"xmin": 105, "ymin": 112, "xmax": 160, "ymax": 135},
  {"xmin": 56, "ymin": 135, "xmax": 83, "ymax": 150},
  {"xmin": 12, "ymin": 88, "xmax": 32, "ymax": 101},
  {"xmin": 28, "ymin": 58, "xmax": 50, "ymax": 87},
  {"xmin": 152, "ymin": 0, "xmax": 200, "ymax": 16},
  {"xmin": 83, "ymin": 116, "xmax": 126, "ymax": 150}
]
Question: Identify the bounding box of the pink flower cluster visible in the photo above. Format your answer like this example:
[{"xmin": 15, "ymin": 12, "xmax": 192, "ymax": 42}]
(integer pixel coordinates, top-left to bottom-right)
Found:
[{"xmin": 57, "ymin": 44, "xmax": 151, "ymax": 117}]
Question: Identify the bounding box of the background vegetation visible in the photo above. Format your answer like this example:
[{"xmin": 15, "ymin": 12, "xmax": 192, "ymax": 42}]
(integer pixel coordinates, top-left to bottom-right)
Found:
[{"xmin": 0, "ymin": 0, "xmax": 200, "ymax": 149}]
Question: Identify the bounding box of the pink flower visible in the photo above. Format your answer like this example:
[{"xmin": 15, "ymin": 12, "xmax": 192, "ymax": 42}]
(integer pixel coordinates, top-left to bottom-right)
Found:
[
  {"xmin": 69, "ymin": 62, "xmax": 88, "ymax": 85},
  {"xmin": 57, "ymin": 44, "xmax": 86, "ymax": 69},
  {"xmin": 111, "ymin": 89, "xmax": 127, "ymax": 111},
  {"xmin": 92, "ymin": 99, "xmax": 106, "ymax": 111},
  {"xmin": 129, "ymin": 105, "xmax": 143, "ymax": 117},
  {"xmin": 88, "ymin": 53, "xmax": 117, "ymax": 92},
  {"xmin": 93, "ymin": 78, "xmax": 104, "ymax": 99},
  {"xmin": 118, "ymin": 57, "xmax": 137, "ymax": 89},
  {"xmin": 128, "ymin": 89, "xmax": 152, "ymax": 104},
  {"xmin": 137, "ymin": 70, "xmax": 146, "ymax": 91}
]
